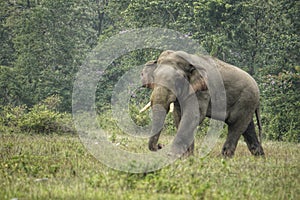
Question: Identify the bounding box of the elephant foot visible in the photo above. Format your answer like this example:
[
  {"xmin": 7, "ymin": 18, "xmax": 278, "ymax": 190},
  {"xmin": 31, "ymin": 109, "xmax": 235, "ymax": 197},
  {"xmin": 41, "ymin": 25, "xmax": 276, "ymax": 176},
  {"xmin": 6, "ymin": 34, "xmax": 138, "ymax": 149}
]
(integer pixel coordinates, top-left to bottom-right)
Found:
[
  {"xmin": 158, "ymin": 143, "xmax": 164, "ymax": 149},
  {"xmin": 168, "ymin": 142, "xmax": 194, "ymax": 159},
  {"xmin": 168, "ymin": 149, "xmax": 193, "ymax": 159},
  {"xmin": 222, "ymin": 145, "xmax": 235, "ymax": 158},
  {"xmin": 182, "ymin": 149, "xmax": 194, "ymax": 158},
  {"xmin": 149, "ymin": 143, "xmax": 164, "ymax": 151},
  {"xmin": 249, "ymin": 145, "xmax": 265, "ymax": 156},
  {"xmin": 182, "ymin": 143, "xmax": 194, "ymax": 158}
]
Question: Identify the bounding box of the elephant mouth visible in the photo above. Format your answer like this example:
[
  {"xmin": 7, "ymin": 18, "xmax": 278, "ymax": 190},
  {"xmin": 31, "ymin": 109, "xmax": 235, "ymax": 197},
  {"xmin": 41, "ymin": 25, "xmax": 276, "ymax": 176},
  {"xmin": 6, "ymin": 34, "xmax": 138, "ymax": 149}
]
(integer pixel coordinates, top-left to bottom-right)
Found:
[{"xmin": 141, "ymin": 81, "xmax": 154, "ymax": 89}]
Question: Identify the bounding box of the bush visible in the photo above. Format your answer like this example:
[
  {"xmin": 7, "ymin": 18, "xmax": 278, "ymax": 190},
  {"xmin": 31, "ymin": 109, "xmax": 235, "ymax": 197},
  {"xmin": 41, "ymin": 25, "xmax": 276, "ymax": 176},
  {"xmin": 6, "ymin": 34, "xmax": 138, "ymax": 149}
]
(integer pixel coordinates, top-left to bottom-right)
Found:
[
  {"xmin": 0, "ymin": 95, "xmax": 76, "ymax": 134},
  {"xmin": 260, "ymin": 69, "xmax": 299, "ymax": 142},
  {"xmin": 0, "ymin": 104, "xmax": 27, "ymax": 133}
]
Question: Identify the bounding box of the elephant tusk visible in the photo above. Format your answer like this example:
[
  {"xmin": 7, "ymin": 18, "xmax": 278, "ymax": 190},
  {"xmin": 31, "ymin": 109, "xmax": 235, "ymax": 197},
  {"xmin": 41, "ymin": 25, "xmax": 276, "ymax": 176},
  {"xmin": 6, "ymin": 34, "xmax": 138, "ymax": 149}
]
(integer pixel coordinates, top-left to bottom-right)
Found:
[
  {"xmin": 169, "ymin": 102, "xmax": 174, "ymax": 113},
  {"xmin": 139, "ymin": 102, "xmax": 151, "ymax": 113},
  {"xmin": 139, "ymin": 102, "xmax": 174, "ymax": 113}
]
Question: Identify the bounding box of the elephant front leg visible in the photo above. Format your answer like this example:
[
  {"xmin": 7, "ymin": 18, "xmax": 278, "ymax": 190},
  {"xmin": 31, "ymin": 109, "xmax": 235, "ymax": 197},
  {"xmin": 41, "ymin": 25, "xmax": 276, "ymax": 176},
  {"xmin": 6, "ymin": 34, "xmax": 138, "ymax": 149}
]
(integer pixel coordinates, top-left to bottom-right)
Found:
[
  {"xmin": 182, "ymin": 140, "xmax": 194, "ymax": 157},
  {"xmin": 148, "ymin": 131, "xmax": 163, "ymax": 151}
]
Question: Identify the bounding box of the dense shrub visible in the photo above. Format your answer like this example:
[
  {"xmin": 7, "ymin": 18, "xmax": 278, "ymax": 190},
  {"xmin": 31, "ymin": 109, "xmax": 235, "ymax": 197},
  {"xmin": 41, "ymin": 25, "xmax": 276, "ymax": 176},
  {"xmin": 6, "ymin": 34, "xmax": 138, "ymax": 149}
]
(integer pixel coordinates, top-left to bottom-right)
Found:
[
  {"xmin": 0, "ymin": 104, "xmax": 26, "ymax": 132},
  {"xmin": 0, "ymin": 95, "xmax": 76, "ymax": 134},
  {"xmin": 259, "ymin": 68, "xmax": 299, "ymax": 142}
]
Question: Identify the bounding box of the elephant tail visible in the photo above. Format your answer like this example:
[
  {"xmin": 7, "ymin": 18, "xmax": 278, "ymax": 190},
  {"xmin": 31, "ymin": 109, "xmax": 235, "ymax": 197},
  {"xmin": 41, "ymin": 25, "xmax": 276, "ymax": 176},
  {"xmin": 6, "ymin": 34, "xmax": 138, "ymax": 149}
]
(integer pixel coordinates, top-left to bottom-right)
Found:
[{"xmin": 255, "ymin": 107, "xmax": 263, "ymax": 143}]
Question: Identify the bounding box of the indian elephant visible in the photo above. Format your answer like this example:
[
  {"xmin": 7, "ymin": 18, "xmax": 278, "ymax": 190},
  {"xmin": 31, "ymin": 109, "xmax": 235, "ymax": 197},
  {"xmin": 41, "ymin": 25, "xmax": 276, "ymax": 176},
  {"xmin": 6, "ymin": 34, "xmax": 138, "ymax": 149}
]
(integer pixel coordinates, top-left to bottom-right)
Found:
[{"xmin": 140, "ymin": 50, "xmax": 265, "ymax": 157}]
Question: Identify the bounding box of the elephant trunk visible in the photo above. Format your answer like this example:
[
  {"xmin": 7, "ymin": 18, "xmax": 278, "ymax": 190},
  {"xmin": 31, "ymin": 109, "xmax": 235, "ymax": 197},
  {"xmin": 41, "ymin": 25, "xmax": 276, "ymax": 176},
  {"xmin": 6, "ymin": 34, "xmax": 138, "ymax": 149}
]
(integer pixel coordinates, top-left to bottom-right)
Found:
[
  {"xmin": 148, "ymin": 85, "xmax": 200, "ymax": 156},
  {"xmin": 148, "ymin": 86, "xmax": 171, "ymax": 151}
]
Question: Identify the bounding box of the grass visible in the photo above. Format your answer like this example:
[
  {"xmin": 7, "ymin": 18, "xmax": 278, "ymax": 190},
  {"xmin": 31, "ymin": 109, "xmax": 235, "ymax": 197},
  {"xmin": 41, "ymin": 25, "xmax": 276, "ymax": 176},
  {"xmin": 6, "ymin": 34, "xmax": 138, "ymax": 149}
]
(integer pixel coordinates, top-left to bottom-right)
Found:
[{"xmin": 0, "ymin": 132, "xmax": 299, "ymax": 200}]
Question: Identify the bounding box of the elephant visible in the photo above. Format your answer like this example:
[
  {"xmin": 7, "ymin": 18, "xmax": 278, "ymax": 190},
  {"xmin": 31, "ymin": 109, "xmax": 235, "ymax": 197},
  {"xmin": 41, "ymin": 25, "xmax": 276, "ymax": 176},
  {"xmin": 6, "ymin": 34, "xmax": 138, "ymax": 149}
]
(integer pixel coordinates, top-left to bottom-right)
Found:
[{"xmin": 140, "ymin": 50, "xmax": 265, "ymax": 157}]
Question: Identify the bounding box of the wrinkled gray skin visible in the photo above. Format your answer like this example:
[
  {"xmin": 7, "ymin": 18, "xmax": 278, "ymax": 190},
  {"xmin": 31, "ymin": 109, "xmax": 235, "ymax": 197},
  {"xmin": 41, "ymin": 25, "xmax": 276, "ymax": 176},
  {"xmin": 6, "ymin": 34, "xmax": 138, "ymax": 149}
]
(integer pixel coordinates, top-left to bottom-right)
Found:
[{"xmin": 141, "ymin": 50, "xmax": 265, "ymax": 157}]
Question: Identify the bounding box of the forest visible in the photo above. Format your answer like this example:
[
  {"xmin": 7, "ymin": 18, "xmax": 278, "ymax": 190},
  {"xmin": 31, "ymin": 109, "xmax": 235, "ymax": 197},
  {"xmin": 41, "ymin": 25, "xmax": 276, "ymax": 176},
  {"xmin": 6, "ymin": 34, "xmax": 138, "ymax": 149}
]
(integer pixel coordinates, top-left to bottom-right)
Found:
[
  {"xmin": 0, "ymin": 0, "xmax": 298, "ymax": 141},
  {"xmin": 0, "ymin": 0, "xmax": 299, "ymax": 199}
]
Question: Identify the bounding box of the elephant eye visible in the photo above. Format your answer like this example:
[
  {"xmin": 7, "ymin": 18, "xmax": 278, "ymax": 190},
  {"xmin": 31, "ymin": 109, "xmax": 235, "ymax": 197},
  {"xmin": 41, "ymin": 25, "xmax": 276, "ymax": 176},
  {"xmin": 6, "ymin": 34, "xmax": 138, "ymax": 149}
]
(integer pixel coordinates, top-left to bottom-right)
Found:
[{"xmin": 189, "ymin": 65, "xmax": 195, "ymax": 73}]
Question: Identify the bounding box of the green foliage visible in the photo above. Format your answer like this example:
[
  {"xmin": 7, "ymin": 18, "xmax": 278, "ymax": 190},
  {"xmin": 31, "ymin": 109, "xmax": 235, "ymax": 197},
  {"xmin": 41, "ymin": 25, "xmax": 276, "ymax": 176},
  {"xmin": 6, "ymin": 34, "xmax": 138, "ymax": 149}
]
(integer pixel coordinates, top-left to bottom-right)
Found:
[
  {"xmin": 129, "ymin": 105, "xmax": 151, "ymax": 127},
  {"xmin": 2, "ymin": 0, "xmax": 98, "ymax": 110},
  {"xmin": 97, "ymin": 110, "xmax": 124, "ymax": 142},
  {"xmin": 260, "ymin": 68, "xmax": 300, "ymax": 142},
  {"xmin": 0, "ymin": 104, "xmax": 27, "ymax": 133},
  {"xmin": 0, "ymin": 95, "xmax": 75, "ymax": 134},
  {"xmin": 0, "ymin": 0, "xmax": 299, "ymax": 142},
  {"xmin": 0, "ymin": 66, "xmax": 20, "ymax": 105}
]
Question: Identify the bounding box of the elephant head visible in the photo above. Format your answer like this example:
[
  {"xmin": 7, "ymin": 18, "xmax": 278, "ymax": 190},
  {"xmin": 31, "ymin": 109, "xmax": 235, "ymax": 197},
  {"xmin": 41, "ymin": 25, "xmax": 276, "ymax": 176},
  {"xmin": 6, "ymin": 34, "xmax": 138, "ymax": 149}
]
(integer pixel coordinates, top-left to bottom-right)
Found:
[
  {"xmin": 147, "ymin": 50, "xmax": 208, "ymax": 156},
  {"xmin": 141, "ymin": 50, "xmax": 175, "ymax": 89}
]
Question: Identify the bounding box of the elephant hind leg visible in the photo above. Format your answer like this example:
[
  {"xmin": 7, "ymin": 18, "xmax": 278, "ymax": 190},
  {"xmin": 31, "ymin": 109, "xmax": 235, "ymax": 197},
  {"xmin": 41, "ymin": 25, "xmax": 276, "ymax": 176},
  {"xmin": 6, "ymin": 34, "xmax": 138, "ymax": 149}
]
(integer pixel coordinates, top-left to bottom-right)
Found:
[
  {"xmin": 222, "ymin": 117, "xmax": 252, "ymax": 157},
  {"xmin": 242, "ymin": 120, "xmax": 265, "ymax": 156}
]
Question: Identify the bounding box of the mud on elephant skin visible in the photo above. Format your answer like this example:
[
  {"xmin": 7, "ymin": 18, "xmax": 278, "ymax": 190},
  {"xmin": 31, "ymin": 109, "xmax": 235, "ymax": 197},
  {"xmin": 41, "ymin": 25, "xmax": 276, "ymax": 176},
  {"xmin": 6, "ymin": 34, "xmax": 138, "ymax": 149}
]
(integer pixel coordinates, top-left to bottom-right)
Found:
[{"xmin": 141, "ymin": 50, "xmax": 265, "ymax": 158}]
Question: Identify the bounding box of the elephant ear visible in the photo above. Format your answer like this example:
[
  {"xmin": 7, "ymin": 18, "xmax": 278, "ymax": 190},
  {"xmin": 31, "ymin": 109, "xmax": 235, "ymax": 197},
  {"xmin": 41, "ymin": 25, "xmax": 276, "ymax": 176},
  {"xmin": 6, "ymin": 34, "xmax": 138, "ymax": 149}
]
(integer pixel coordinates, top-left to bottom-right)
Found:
[
  {"xmin": 157, "ymin": 50, "xmax": 175, "ymax": 64},
  {"xmin": 189, "ymin": 66, "xmax": 208, "ymax": 92},
  {"xmin": 174, "ymin": 51, "xmax": 208, "ymax": 92},
  {"xmin": 142, "ymin": 60, "xmax": 157, "ymax": 89}
]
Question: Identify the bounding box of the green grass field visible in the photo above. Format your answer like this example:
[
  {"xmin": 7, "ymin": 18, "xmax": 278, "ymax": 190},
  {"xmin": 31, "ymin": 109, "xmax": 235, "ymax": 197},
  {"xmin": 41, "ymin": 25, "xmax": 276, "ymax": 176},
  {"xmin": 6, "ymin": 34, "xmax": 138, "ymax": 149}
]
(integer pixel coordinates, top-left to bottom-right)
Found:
[{"xmin": 0, "ymin": 133, "xmax": 299, "ymax": 200}]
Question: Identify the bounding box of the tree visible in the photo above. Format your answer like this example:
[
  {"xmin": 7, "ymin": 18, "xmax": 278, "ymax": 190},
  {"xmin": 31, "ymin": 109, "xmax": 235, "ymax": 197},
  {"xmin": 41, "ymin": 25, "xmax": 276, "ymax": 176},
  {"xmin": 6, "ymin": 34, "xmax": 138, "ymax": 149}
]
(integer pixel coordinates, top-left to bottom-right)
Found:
[
  {"xmin": 0, "ymin": 1, "xmax": 15, "ymax": 67},
  {"xmin": 6, "ymin": 0, "xmax": 97, "ymax": 110}
]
